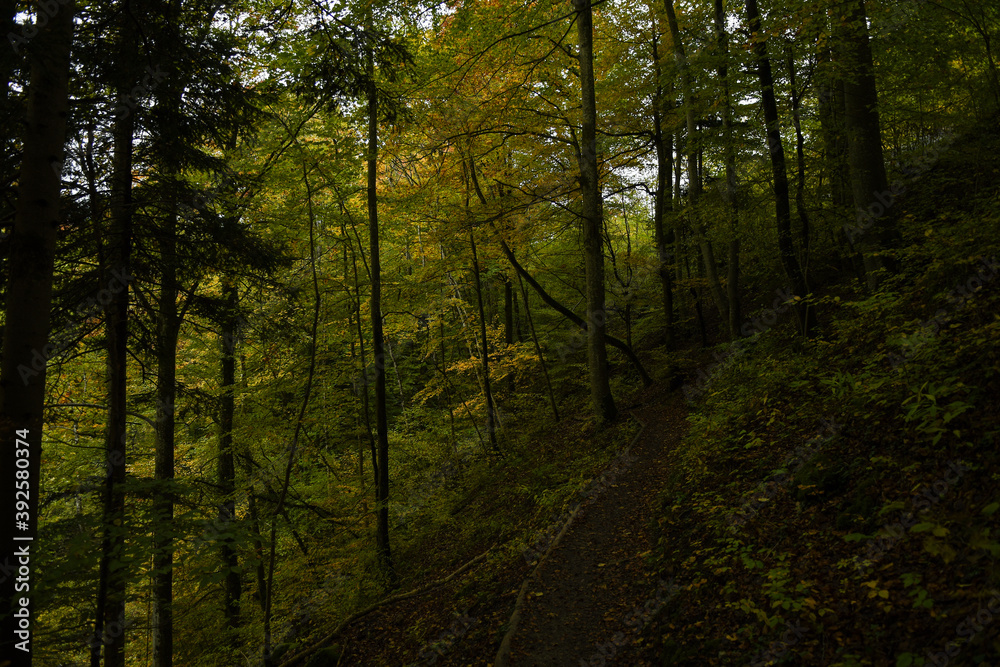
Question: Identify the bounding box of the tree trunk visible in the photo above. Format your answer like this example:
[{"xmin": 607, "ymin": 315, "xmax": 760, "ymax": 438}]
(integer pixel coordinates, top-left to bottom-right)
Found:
[
  {"xmin": 517, "ymin": 276, "xmax": 559, "ymax": 422},
  {"xmin": 0, "ymin": 4, "xmax": 74, "ymax": 663},
  {"xmin": 504, "ymin": 276, "xmax": 515, "ymax": 391},
  {"xmin": 666, "ymin": 0, "xmax": 729, "ymax": 328},
  {"xmin": 351, "ymin": 243, "xmax": 377, "ymax": 481},
  {"xmin": 651, "ymin": 31, "xmax": 675, "ymax": 344},
  {"xmin": 243, "ymin": 452, "xmax": 268, "ymax": 616},
  {"xmin": 697, "ymin": 238, "xmax": 728, "ymax": 329},
  {"xmin": 263, "ymin": 165, "xmax": 323, "ymax": 664},
  {"xmin": 438, "ymin": 317, "xmax": 458, "ymax": 451},
  {"xmin": 467, "ymin": 215, "xmax": 499, "ymax": 453},
  {"xmin": 817, "ymin": 49, "xmax": 852, "ymax": 210},
  {"xmin": 152, "ymin": 204, "xmax": 180, "ymax": 667},
  {"xmin": 576, "ymin": 0, "xmax": 617, "ymax": 422},
  {"xmin": 839, "ymin": 0, "xmax": 900, "ymax": 289},
  {"xmin": 715, "ymin": 0, "xmax": 741, "ymax": 339},
  {"xmin": 788, "ymin": 45, "xmax": 811, "ymax": 286},
  {"xmin": 367, "ymin": 49, "xmax": 396, "ymax": 587},
  {"xmin": 0, "ymin": 0, "xmax": 21, "ymax": 241},
  {"xmin": 745, "ymin": 0, "xmax": 815, "ymax": 336},
  {"xmin": 818, "ymin": 50, "xmax": 860, "ymax": 279},
  {"xmin": 92, "ymin": 9, "xmax": 136, "ymax": 661},
  {"xmin": 218, "ymin": 280, "xmax": 240, "ymax": 645}
]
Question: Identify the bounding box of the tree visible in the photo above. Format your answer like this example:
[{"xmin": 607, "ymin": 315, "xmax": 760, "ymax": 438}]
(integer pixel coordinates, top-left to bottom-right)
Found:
[
  {"xmin": 91, "ymin": 3, "xmax": 140, "ymax": 665},
  {"xmin": 744, "ymin": 0, "xmax": 814, "ymax": 336},
  {"xmin": 664, "ymin": 0, "xmax": 730, "ymax": 336},
  {"xmin": 463, "ymin": 158, "xmax": 501, "ymax": 453},
  {"xmin": 0, "ymin": 2, "xmax": 75, "ymax": 663},
  {"xmin": 838, "ymin": 0, "xmax": 900, "ymax": 289},
  {"xmin": 650, "ymin": 22, "xmax": 676, "ymax": 343},
  {"xmin": 714, "ymin": 0, "xmax": 742, "ymax": 338},
  {"xmin": 366, "ymin": 35, "xmax": 397, "ymax": 586},
  {"xmin": 576, "ymin": 0, "xmax": 617, "ymax": 422}
]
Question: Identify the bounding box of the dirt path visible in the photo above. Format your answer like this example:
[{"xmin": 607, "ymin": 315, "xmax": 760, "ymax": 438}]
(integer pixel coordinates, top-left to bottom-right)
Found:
[{"xmin": 503, "ymin": 385, "xmax": 687, "ymax": 666}]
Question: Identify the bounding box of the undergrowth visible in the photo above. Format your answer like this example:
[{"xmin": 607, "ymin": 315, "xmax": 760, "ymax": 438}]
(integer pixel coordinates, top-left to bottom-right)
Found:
[{"xmin": 643, "ymin": 119, "xmax": 1000, "ymax": 666}]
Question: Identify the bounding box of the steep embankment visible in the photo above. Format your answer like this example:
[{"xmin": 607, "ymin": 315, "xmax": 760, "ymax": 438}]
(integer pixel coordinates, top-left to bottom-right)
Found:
[{"xmin": 631, "ymin": 119, "xmax": 1000, "ymax": 665}]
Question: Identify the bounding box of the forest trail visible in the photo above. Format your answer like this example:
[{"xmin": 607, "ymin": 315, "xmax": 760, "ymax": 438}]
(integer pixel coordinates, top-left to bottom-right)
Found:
[{"xmin": 501, "ymin": 383, "xmax": 688, "ymax": 666}]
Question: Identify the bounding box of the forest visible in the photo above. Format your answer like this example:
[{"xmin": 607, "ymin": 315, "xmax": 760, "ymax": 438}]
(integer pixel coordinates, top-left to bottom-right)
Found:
[{"xmin": 0, "ymin": 0, "xmax": 999, "ymax": 664}]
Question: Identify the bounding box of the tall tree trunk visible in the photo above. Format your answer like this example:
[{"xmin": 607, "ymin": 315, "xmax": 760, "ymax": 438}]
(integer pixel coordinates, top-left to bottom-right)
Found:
[
  {"xmin": 504, "ymin": 278, "xmax": 514, "ymax": 348},
  {"xmin": 697, "ymin": 239, "xmax": 728, "ymax": 328},
  {"xmin": 673, "ymin": 129, "xmax": 683, "ymax": 210},
  {"xmin": 666, "ymin": 0, "xmax": 729, "ymax": 328},
  {"xmin": 517, "ymin": 275, "xmax": 559, "ymax": 422},
  {"xmin": 576, "ymin": 0, "xmax": 617, "ymax": 422},
  {"xmin": 351, "ymin": 243, "xmax": 377, "ymax": 481},
  {"xmin": 839, "ymin": 0, "xmax": 900, "ymax": 289},
  {"xmin": 788, "ymin": 45, "xmax": 811, "ymax": 286},
  {"xmin": 0, "ymin": 0, "xmax": 21, "ymax": 244},
  {"xmin": 218, "ymin": 280, "xmax": 240, "ymax": 645},
  {"xmin": 745, "ymin": 0, "xmax": 815, "ymax": 336},
  {"xmin": 463, "ymin": 164, "xmax": 499, "ymax": 454},
  {"xmin": 366, "ymin": 46, "xmax": 396, "ymax": 587},
  {"xmin": 263, "ymin": 166, "xmax": 323, "ymax": 663},
  {"xmin": 0, "ymin": 3, "xmax": 74, "ymax": 663},
  {"xmin": 817, "ymin": 49, "xmax": 859, "ymax": 279},
  {"xmin": 151, "ymin": 1, "xmax": 185, "ymax": 658},
  {"xmin": 715, "ymin": 0, "xmax": 741, "ymax": 339},
  {"xmin": 152, "ymin": 203, "xmax": 180, "ymax": 667},
  {"xmin": 504, "ymin": 277, "xmax": 515, "ymax": 391},
  {"xmin": 469, "ymin": 231, "xmax": 498, "ymax": 453},
  {"xmin": 92, "ymin": 23, "xmax": 136, "ymax": 667},
  {"xmin": 817, "ymin": 47, "xmax": 853, "ymax": 221},
  {"xmin": 243, "ymin": 453, "xmax": 268, "ymax": 616},
  {"xmin": 651, "ymin": 31, "xmax": 675, "ymax": 344},
  {"xmin": 92, "ymin": 6, "xmax": 140, "ymax": 663},
  {"xmin": 438, "ymin": 317, "xmax": 458, "ymax": 452}
]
